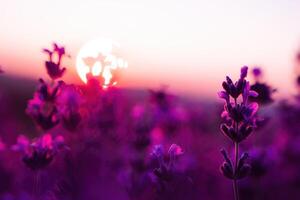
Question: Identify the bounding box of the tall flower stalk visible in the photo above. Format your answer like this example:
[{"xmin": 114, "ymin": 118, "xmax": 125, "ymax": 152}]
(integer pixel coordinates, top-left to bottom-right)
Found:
[{"xmin": 218, "ymin": 66, "xmax": 259, "ymax": 200}]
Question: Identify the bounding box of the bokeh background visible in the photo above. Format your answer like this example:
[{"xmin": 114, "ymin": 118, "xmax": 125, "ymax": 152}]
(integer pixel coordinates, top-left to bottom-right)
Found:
[{"xmin": 1, "ymin": 1, "xmax": 300, "ymax": 200}]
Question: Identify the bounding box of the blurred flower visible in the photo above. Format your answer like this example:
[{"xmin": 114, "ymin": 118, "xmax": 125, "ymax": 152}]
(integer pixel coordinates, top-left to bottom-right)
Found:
[
  {"xmin": 36, "ymin": 79, "xmax": 64, "ymax": 102},
  {"xmin": 26, "ymin": 79, "xmax": 64, "ymax": 130},
  {"xmin": 149, "ymin": 89, "xmax": 185, "ymax": 137},
  {"xmin": 12, "ymin": 134, "xmax": 67, "ymax": 170},
  {"xmin": 249, "ymin": 67, "xmax": 276, "ymax": 105},
  {"xmin": 43, "ymin": 43, "xmax": 69, "ymax": 80},
  {"xmin": 57, "ymin": 84, "xmax": 82, "ymax": 131},
  {"xmin": 131, "ymin": 104, "xmax": 153, "ymax": 150},
  {"xmin": 26, "ymin": 98, "xmax": 59, "ymax": 130},
  {"xmin": 248, "ymin": 147, "xmax": 273, "ymax": 179},
  {"xmin": 150, "ymin": 88, "xmax": 172, "ymax": 111},
  {"xmin": 168, "ymin": 144, "xmax": 184, "ymax": 156},
  {"xmin": 252, "ymin": 67, "xmax": 262, "ymax": 78},
  {"xmin": 250, "ymin": 83, "xmax": 276, "ymax": 105},
  {"xmin": 151, "ymin": 144, "xmax": 183, "ymax": 182}
]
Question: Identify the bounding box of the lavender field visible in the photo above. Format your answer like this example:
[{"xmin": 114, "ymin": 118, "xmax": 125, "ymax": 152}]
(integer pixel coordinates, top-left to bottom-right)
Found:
[{"xmin": 0, "ymin": 42, "xmax": 300, "ymax": 200}]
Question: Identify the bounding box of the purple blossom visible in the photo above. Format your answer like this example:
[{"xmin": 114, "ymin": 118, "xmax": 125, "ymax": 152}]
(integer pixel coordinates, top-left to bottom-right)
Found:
[
  {"xmin": 12, "ymin": 134, "xmax": 67, "ymax": 170},
  {"xmin": 150, "ymin": 88, "xmax": 172, "ymax": 111},
  {"xmin": 26, "ymin": 98, "xmax": 59, "ymax": 130},
  {"xmin": 219, "ymin": 66, "xmax": 260, "ymax": 200},
  {"xmin": 249, "ymin": 67, "xmax": 276, "ymax": 105},
  {"xmin": 252, "ymin": 67, "xmax": 262, "ymax": 78},
  {"xmin": 221, "ymin": 66, "xmax": 248, "ymax": 99},
  {"xmin": 35, "ymin": 79, "xmax": 64, "ymax": 102},
  {"xmin": 219, "ymin": 67, "xmax": 259, "ymax": 143},
  {"xmin": 57, "ymin": 84, "xmax": 82, "ymax": 131},
  {"xmin": 151, "ymin": 145, "xmax": 164, "ymax": 164},
  {"xmin": 43, "ymin": 43, "xmax": 68, "ymax": 80},
  {"xmin": 248, "ymin": 147, "xmax": 274, "ymax": 178},
  {"xmin": 151, "ymin": 144, "xmax": 183, "ymax": 182},
  {"xmin": 26, "ymin": 79, "xmax": 64, "ymax": 130},
  {"xmin": 168, "ymin": 144, "xmax": 184, "ymax": 156}
]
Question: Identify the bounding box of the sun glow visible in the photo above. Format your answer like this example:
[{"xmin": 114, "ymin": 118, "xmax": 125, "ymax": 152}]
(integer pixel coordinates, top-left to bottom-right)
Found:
[{"xmin": 76, "ymin": 38, "xmax": 128, "ymax": 87}]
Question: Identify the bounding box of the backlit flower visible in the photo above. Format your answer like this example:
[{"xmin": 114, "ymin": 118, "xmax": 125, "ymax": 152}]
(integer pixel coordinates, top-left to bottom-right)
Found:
[{"xmin": 12, "ymin": 134, "xmax": 67, "ymax": 170}]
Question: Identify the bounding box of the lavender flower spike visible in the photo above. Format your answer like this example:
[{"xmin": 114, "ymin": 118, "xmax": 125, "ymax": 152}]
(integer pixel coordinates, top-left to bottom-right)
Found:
[
  {"xmin": 43, "ymin": 43, "xmax": 68, "ymax": 80},
  {"xmin": 12, "ymin": 134, "xmax": 67, "ymax": 171},
  {"xmin": 218, "ymin": 66, "xmax": 260, "ymax": 200},
  {"xmin": 151, "ymin": 144, "xmax": 183, "ymax": 183}
]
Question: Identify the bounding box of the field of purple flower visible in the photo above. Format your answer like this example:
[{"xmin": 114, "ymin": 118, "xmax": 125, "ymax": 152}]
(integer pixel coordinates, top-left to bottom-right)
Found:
[{"xmin": 0, "ymin": 44, "xmax": 300, "ymax": 200}]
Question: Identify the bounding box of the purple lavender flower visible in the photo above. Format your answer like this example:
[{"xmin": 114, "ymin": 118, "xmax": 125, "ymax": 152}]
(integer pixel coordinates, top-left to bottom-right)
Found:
[
  {"xmin": 218, "ymin": 66, "xmax": 260, "ymax": 200},
  {"xmin": 249, "ymin": 67, "xmax": 276, "ymax": 105},
  {"xmin": 150, "ymin": 88, "xmax": 171, "ymax": 111},
  {"xmin": 151, "ymin": 144, "xmax": 183, "ymax": 182},
  {"xmin": 36, "ymin": 79, "xmax": 64, "ymax": 102},
  {"xmin": 131, "ymin": 104, "xmax": 153, "ymax": 150},
  {"xmin": 220, "ymin": 149, "xmax": 251, "ymax": 180},
  {"xmin": 12, "ymin": 134, "xmax": 67, "ymax": 170},
  {"xmin": 43, "ymin": 43, "xmax": 69, "ymax": 80},
  {"xmin": 26, "ymin": 98, "xmax": 59, "ymax": 130},
  {"xmin": 252, "ymin": 67, "xmax": 262, "ymax": 78},
  {"xmin": 57, "ymin": 84, "xmax": 82, "ymax": 131},
  {"xmin": 26, "ymin": 80, "xmax": 63, "ymax": 130},
  {"xmin": 248, "ymin": 147, "xmax": 273, "ymax": 179},
  {"xmin": 149, "ymin": 88, "xmax": 185, "ymax": 137},
  {"xmin": 220, "ymin": 66, "xmax": 248, "ymax": 99}
]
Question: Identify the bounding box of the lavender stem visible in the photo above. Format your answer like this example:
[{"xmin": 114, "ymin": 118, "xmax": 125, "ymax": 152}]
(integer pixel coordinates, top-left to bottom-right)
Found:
[
  {"xmin": 233, "ymin": 142, "xmax": 239, "ymax": 200},
  {"xmin": 233, "ymin": 97, "xmax": 240, "ymax": 200}
]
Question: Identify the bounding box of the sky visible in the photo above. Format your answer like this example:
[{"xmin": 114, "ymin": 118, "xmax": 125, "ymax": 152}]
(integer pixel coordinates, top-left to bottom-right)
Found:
[{"xmin": 1, "ymin": 0, "xmax": 300, "ymax": 98}]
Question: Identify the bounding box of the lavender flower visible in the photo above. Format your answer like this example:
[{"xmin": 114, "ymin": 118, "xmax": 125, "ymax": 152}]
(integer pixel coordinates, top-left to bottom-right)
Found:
[
  {"xmin": 252, "ymin": 67, "xmax": 262, "ymax": 78},
  {"xmin": 57, "ymin": 84, "xmax": 82, "ymax": 131},
  {"xmin": 249, "ymin": 67, "xmax": 276, "ymax": 105},
  {"xmin": 131, "ymin": 104, "xmax": 153, "ymax": 150},
  {"xmin": 12, "ymin": 134, "xmax": 67, "ymax": 170},
  {"xmin": 218, "ymin": 66, "xmax": 259, "ymax": 200},
  {"xmin": 36, "ymin": 79, "xmax": 64, "ymax": 102},
  {"xmin": 26, "ymin": 80, "xmax": 63, "ymax": 130},
  {"xmin": 43, "ymin": 43, "xmax": 69, "ymax": 80},
  {"xmin": 150, "ymin": 89, "xmax": 171, "ymax": 111},
  {"xmin": 220, "ymin": 149, "xmax": 251, "ymax": 180},
  {"xmin": 151, "ymin": 144, "xmax": 183, "ymax": 182},
  {"xmin": 248, "ymin": 147, "xmax": 273, "ymax": 179}
]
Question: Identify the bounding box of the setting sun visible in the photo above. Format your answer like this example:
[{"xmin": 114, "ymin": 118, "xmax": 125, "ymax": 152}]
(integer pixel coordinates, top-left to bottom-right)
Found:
[{"xmin": 76, "ymin": 38, "xmax": 128, "ymax": 87}]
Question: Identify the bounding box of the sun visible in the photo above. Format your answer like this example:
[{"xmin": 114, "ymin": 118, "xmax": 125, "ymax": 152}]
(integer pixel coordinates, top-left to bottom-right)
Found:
[{"xmin": 76, "ymin": 38, "xmax": 128, "ymax": 87}]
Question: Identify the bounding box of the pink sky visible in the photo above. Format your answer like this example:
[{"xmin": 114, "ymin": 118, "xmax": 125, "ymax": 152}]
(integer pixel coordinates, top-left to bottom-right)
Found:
[{"xmin": 1, "ymin": 0, "xmax": 300, "ymax": 98}]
